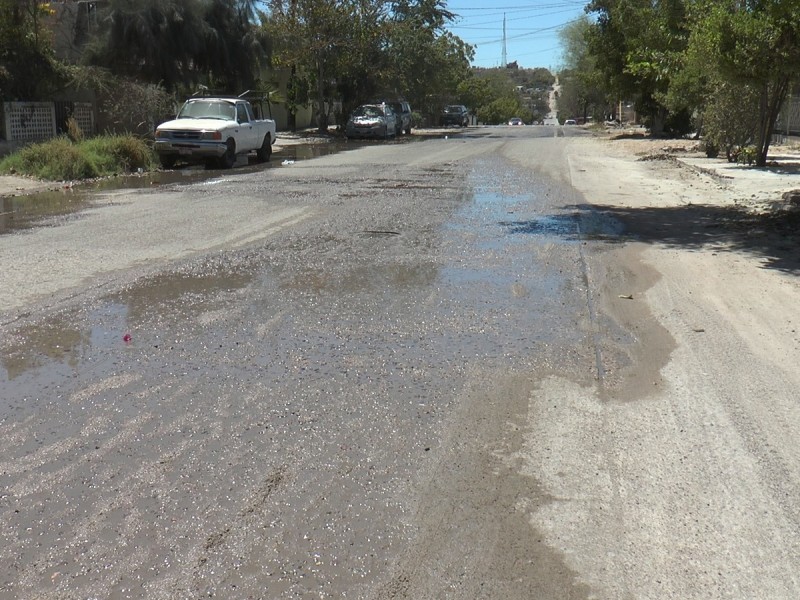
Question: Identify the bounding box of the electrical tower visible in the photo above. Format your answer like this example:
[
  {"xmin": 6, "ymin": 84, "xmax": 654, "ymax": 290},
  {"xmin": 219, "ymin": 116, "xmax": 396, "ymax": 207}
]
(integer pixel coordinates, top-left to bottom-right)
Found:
[{"xmin": 501, "ymin": 13, "xmax": 507, "ymax": 67}]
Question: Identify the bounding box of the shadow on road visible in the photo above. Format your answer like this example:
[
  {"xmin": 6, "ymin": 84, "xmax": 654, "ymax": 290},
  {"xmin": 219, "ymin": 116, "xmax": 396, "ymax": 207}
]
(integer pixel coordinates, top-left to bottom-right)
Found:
[{"xmin": 571, "ymin": 202, "xmax": 800, "ymax": 274}]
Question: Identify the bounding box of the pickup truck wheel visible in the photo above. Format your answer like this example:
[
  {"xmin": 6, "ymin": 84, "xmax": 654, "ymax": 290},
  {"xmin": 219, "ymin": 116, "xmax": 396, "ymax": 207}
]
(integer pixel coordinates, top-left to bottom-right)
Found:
[
  {"xmin": 159, "ymin": 155, "xmax": 176, "ymax": 169},
  {"xmin": 256, "ymin": 134, "xmax": 272, "ymax": 162},
  {"xmin": 218, "ymin": 139, "xmax": 236, "ymax": 169}
]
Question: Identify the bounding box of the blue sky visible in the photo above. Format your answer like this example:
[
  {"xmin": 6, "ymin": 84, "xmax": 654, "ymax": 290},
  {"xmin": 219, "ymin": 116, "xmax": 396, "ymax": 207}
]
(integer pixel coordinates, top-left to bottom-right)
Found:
[{"xmin": 445, "ymin": 0, "xmax": 587, "ymax": 71}]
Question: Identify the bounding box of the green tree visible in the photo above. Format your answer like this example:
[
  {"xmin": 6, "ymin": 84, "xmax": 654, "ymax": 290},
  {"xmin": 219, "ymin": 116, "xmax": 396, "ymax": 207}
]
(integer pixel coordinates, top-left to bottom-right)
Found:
[
  {"xmin": 701, "ymin": 79, "xmax": 760, "ymax": 161},
  {"xmin": 264, "ymin": 0, "xmax": 472, "ymax": 130},
  {"xmin": 0, "ymin": 0, "xmax": 63, "ymax": 99},
  {"xmin": 477, "ymin": 95, "xmax": 530, "ymax": 125},
  {"xmin": 585, "ymin": 0, "xmax": 690, "ymax": 133},
  {"xmin": 688, "ymin": 0, "xmax": 800, "ymax": 166},
  {"xmin": 264, "ymin": 0, "xmax": 381, "ymax": 131},
  {"xmin": 558, "ymin": 15, "xmax": 607, "ymax": 122},
  {"xmin": 456, "ymin": 75, "xmax": 493, "ymax": 116},
  {"xmin": 383, "ymin": 0, "xmax": 473, "ymax": 114},
  {"xmin": 83, "ymin": 0, "xmax": 269, "ymax": 94},
  {"xmin": 332, "ymin": 0, "xmax": 389, "ymax": 124}
]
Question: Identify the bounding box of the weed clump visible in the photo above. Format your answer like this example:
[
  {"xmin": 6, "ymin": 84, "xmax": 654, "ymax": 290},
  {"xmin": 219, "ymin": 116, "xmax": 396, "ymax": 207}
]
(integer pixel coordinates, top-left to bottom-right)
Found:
[
  {"xmin": 0, "ymin": 134, "xmax": 156, "ymax": 181},
  {"xmin": 2, "ymin": 137, "xmax": 97, "ymax": 180},
  {"xmin": 83, "ymin": 135, "xmax": 154, "ymax": 173}
]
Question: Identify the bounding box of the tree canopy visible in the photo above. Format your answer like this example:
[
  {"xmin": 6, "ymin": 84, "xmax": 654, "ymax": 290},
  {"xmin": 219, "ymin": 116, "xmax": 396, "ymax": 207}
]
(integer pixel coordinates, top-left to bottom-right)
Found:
[
  {"xmin": 263, "ymin": 0, "xmax": 473, "ymax": 130},
  {"xmin": 0, "ymin": 0, "xmax": 64, "ymax": 99},
  {"xmin": 82, "ymin": 0, "xmax": 270, "ymax": 94},
  {"xmin": 563, "ymin": 0, "xmax": 800, "ymax": 164}
]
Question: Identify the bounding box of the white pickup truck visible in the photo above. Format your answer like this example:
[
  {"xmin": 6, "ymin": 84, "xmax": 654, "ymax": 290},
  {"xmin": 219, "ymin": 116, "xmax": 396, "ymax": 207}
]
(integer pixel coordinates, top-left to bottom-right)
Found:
[{"xmin": 154, "ymin": 96, "xmax": 276, "ymax": 169}]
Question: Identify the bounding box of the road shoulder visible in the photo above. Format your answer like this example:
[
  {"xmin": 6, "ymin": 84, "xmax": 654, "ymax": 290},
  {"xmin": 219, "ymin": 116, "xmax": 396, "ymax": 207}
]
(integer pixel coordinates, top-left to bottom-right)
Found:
[{"xmin": 523, "ymin": 134, "xmax": 800, "ymax": 597}]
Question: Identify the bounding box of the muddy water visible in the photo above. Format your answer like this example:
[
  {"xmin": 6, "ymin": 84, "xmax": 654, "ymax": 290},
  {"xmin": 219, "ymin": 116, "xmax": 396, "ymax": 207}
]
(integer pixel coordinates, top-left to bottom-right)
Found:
[
  {"xmin": 0, "ymin": 139, "xmax": 604, "ymax": 598},
  {"xmin": 0, "ymin": 191, "xmax": 94, "ymax": 233}
]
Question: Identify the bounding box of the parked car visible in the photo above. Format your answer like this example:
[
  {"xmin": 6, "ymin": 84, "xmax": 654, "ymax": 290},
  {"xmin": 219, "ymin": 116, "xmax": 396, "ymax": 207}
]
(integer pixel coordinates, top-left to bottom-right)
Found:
[
  {"xmin": 154, "ymin": 96, "xmax": 276, "ymax": 169},
  {"xmin": 564, "ymin": 119, "xmax": 578, "ymax": 125},
  {"xmin": 441, "ymin": 104, "xmax": 469, "ymax": 127},
  {"xmin": 508, "ymin": 117, "xmax": 524, "ymax": 126},
  {"xmin": 377, "ymin": 100, "xmax": 412, "ymax": 135},
  {"xmin": 346, "ymin": 104, "xmax": 397, "ymax": 139}
]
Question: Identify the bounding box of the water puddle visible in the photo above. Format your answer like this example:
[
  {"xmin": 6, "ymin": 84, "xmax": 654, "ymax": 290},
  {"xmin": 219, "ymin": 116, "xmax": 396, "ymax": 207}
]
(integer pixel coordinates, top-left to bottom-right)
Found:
[
  {"xmin": 1, "ymin": 301, "xmax": 127, "ymax": 383},
  {"xmin": 498, "ymin": 214, "xmax": 579, "ymax": 237},
  {"xmin": 0, "ymin": 191, "xmax": 94, "ymax": 233},
  {"xmin": 0, "ymin": 268, "xmax": 254, "ymax": 391},
  {"xmin": 433, "ymin": 160, "xmax": 590, "ymax": 364}
]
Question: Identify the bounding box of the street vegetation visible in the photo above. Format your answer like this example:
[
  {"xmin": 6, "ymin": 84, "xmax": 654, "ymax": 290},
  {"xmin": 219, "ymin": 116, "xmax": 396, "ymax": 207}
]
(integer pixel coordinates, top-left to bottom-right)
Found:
[
  {"xmin": 0, "ymin": 133, "xmax": 155, "ymax": 181},
  {"xmin": 557, "ymin": 0, "xmax": 800, "ymax": 166}
]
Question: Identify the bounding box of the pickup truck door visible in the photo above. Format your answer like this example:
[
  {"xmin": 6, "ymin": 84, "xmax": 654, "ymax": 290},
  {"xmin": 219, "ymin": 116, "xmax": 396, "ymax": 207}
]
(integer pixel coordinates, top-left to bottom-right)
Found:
[{"xmin": 236, "ymin": 103, "xmax": 258, "ymax": 150}]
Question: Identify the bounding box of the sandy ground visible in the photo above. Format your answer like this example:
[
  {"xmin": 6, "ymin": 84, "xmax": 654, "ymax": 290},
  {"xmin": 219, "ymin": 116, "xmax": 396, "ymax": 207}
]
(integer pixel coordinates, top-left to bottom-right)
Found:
[{"xmin": 537, "ymin": 131, "xmax": 800, "ymax": 597}]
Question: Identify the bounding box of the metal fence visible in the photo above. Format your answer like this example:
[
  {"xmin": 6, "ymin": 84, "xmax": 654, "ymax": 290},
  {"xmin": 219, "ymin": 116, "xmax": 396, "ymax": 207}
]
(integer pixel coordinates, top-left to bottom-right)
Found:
[{"xmin": 2, "ymin": 101, "xmax": 95, "ymax": 142}]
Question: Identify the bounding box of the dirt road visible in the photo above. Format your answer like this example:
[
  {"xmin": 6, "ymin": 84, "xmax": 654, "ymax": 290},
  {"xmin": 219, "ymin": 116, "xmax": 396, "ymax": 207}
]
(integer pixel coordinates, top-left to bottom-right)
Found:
[{"xmin": 1, "ymin": 128, "xmax": 799, "ymax": 599}]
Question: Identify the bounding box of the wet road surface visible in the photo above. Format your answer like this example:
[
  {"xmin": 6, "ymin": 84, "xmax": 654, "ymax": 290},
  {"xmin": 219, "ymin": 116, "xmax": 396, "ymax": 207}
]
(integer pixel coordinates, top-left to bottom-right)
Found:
[{"xmin": 1, "ymin": 126, "xmax": 610, "ymax": 598}]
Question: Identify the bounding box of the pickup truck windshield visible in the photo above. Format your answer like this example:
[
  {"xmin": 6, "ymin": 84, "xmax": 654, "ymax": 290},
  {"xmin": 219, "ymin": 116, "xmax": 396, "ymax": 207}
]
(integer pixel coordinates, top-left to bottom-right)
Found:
[{"xmin": 178, "ymin": 101, "xmax": 236, "ymax": 120}]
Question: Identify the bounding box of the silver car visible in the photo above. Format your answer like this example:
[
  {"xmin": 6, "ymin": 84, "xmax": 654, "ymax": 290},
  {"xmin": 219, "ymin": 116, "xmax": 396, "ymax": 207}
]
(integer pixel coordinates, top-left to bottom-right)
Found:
[{"xmin": 346, "ymin": 104, "xmax": 397, "ymax": 139}]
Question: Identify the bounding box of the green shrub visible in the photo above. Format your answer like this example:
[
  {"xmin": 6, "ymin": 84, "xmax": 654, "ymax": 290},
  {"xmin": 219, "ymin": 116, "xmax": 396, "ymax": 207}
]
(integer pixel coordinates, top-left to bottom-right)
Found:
[
  {"xmin": 701, "ymin": 139, "xmax": 719, "ymax": 158},
  {"xmin": 0, "ymin": 137, "xmax": 97, "ymax": 180},
  {"xmin": 735, "ymin": 145, "xmax": 758, "ymax": 166},
  {"xmin": 0, "ymin": 134, "xmax": 156, "ymax": 181},
  {"xmin": 83, "ymin": 135, "xmax": 155, "ymax": 172}
]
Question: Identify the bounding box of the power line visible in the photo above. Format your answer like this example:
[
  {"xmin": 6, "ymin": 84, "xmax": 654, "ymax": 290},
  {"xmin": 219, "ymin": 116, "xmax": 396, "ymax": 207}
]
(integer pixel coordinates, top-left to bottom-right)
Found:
[
  {"xmin": 450, "ymin": 2, "xmax": 584, "ymax": 9},
  {"xmin": 447, "ymin": 2, "xmax": 584, "ymax": 69}
]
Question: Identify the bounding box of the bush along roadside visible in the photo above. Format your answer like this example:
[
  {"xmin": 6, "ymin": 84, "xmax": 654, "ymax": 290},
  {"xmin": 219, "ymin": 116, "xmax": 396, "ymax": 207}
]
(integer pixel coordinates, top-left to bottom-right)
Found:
[{"xmin": 0, "ymin": 134, "xmax": 157, "ymax": 181}]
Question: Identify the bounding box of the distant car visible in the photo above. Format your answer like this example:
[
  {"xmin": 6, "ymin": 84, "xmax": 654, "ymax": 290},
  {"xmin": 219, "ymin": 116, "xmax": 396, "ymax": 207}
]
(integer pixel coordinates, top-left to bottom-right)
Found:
[
  {"xmin": 441, "ymin": 104, "xmax": 469, "ymax": 127},
  {"xmin": 346, "ymin": 104, "xmax": 397, "ymax": 139},
  {"xmin": 377, "ymin": 100, "xmax": 412, "ymax": 135},
  {"xmin": 508, "ymin": 117, "xmax": 524, "ymax": 126},
  {"xmin": 564, "ymin": 119, "xmax": 578, "ymax": 125}
]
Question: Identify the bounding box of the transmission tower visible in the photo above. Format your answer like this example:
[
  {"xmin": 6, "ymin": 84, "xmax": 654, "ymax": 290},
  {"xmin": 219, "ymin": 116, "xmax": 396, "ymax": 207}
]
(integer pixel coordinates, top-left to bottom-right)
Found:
[{"xmin": 501, "ymin": 13, "xmax": 507, "ymax": 67}]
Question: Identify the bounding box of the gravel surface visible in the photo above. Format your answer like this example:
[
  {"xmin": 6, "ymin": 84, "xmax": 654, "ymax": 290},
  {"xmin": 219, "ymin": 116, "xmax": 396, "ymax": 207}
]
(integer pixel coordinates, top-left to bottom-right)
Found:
[{"xmin": 1, "ymin": 127, "xmax": 800, "ymax": 599}]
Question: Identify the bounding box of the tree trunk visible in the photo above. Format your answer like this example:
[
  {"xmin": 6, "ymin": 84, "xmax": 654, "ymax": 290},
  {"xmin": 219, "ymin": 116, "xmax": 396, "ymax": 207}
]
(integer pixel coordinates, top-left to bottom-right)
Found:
[
  {"xmin": 288, "ymin": 64, "xmax": 297, "ymax": 132},
  {"xmin": 316, "ymin": 55, "xmax": 328, "ymax": 133},
  {"xmin": 755, "ymin": 76, "xmax": 790, "ymax": 167}
]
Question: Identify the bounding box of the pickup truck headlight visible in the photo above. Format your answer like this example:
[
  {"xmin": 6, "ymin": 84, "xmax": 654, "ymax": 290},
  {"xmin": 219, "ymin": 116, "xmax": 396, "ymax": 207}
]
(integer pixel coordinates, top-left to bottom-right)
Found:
[
  {"xmin": 155, "ymin": 129, "xmax": 170, "ymax": 139},
  {"xmin": 200, "ymin": 131, "xmax": 222, "ymax": 140}
]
